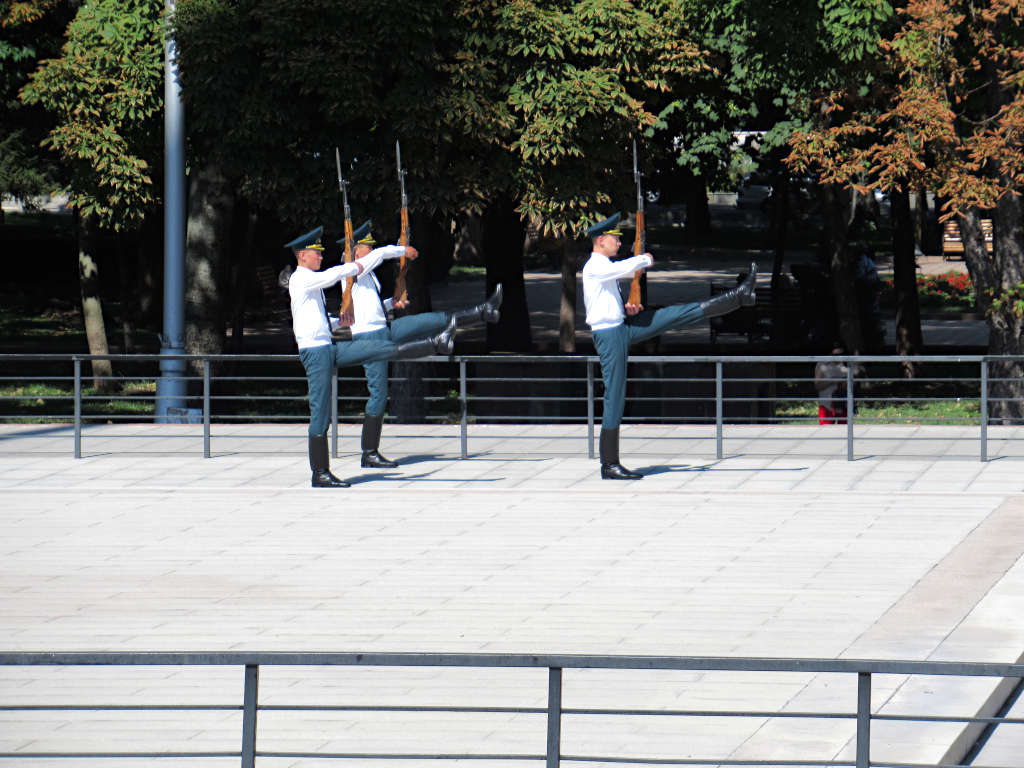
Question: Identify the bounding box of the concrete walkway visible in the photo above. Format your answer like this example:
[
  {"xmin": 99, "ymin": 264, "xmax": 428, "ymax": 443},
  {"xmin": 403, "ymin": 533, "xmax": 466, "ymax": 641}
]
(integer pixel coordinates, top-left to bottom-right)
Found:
[{"xmin": 2, "ymin": 424, "xmax": 1023, "ymax": 766}]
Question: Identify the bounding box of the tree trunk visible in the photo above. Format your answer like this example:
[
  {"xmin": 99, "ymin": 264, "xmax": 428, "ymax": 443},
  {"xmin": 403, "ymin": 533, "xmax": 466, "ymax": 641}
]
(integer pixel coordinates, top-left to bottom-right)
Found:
[
  {"xmin": 390, "ymin": 213, "xmax": 444, "ymax": 423},
  {"xmin": 822, "ymin": 184, "xmax": 863, "ymax": 352},
  {"xmin": 136, "ymin": 215, "xmax": 158, "ymax": 328},
  {"xmin": 684, "ymin": 172, "xmax": 711, "ymax": 238},
  {"xmin": 559, "ymin": 238, "xmax": 579, "ymax": 353},
  {"xmin": 984, "ymin": 190, "xmax": 1024, "ymax": 422},
  {"xmin": 890, "ymin": 186, "xmax": 923, "ymax": 376},
  {"xmin": 185, "ymin": 163, "xmax": 234, "ymax": 373},
  {"xmin": 481, "ymin": 198, "xmax": 532, "ymax": 352},
  {"xmin": 116, "ymin": 238, "xmax": 136, "ymax": 354},
  {"xmin": 76, "ymin": 214, "xmax": 114, "ymax": 391},
  {"xmin": 229, "ymin": 207, "xmax": 258, "ymax": 354},
  {"xmin": 770, "ymin": 173, "xmax": 788, "ymax": 344},
  {"xmin": 453, "ymin": 213, "xmax": 483, "ymax": 266}
]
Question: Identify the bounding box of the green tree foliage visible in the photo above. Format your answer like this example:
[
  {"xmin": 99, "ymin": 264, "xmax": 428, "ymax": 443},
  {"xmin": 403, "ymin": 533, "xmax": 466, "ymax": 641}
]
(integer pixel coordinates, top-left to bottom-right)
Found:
[
  {"xmin": 0, "ymin": 0, "xmax": 74, "ymax": 205},
  {"xmin": 20, "ymin": 0, "xmax": 164, "ymax": 230},
  {"xmin": 172, "ymin": 0, "xmax": 703, "ymax": 236},
  {"xmin": 480, "ymin": 0, "xmax": 703, "ymax": 234}
]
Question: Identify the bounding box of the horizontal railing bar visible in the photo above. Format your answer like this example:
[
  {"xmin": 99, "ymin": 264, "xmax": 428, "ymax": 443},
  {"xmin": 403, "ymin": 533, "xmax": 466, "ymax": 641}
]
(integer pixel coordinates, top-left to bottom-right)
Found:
[
  {"xmin": 5, "ymin": 703, "xmax": 1019, "ymax": 724},
  {"xmin": 5, "ymin": 353, "xmax": 1024, "ymax": 364},
  {"xmin": 256, "ymin": 752, "xmax": 541, "ymax": 761},
  {"xmin": 0, "ymin": 752, "xmax": 239, "ymax": 759},
  {"xmin": 3, "ymin": 652, "xmax": 1024, "ymax": 677},
  {"xmin": 259, "ymin": 704, "xmax": 546, "ymax": 713},
  {"xmin": 561, "ymin": 758, "xmax": 849, "ymax": 766},
  {"xmin": 873, "ymin": 712, "xmax": 1024, "ymax": 725}
]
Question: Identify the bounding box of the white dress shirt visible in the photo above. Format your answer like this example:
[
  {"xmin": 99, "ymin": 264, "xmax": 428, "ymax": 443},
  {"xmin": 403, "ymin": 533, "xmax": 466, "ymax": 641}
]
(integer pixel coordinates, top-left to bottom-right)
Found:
[
  {"xmin": 288, "ymin": 249, "xmax": 389, "ymax": 349},
  {"xmin": 340, "ymin": 245, "xmax": 406, "ymax": 335},
  {"xmin": 581, "ymin": 252, "xmax": 654, "ymax": 331}
]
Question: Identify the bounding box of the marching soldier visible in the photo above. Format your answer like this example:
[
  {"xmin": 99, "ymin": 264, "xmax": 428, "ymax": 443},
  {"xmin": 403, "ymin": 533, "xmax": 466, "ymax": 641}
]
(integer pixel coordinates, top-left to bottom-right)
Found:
[
  {"xmin": 582, "ymin": 213, "xmax": 757, "ymax": 479},
  {"xmin": 342, "ymin": 220, "xmax": 503, "ymax": 467},
  {"xmin": 286, "ymin": 225, "xmax": 455, "ymax": 488}
]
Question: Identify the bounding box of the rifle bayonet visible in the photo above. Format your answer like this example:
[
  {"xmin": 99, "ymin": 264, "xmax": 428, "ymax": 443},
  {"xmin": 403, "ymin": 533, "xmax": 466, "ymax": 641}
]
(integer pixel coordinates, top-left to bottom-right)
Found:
[
  {"xmin": 393, "ymin": 139, "xmax": 410, "ymax": 305},
  {"xmin": 628, "ymin": 138, "xmax": 646, "ymax": 307}
]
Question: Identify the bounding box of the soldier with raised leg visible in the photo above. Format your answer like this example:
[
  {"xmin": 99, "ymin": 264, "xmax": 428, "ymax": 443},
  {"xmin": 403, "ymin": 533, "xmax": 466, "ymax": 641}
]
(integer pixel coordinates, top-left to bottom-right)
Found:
[
  {"xmin": 582, "ymin": 213, "xmax": 757, "ymax": 479},
  {"xmin": 342, "ymin": 220, "xmax": 502, "ymax": 468},
  {"xmin": 286, "ymin": 225, "xmax": 455, "ymax": 488}
]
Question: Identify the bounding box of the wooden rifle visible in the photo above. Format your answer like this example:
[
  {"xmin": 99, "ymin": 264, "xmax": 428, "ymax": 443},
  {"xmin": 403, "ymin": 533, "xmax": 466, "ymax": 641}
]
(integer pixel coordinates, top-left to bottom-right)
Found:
[
  {"xmin": 392, "ymin": 139, "xmax": 410, "ymax": 304},
  {"xmin": 335, "ymin": 146, "xmax": 356, "ymax": 322},
  {"xmin": 627, "ymin": 138, "xmax": 646, "ymax": 307}
]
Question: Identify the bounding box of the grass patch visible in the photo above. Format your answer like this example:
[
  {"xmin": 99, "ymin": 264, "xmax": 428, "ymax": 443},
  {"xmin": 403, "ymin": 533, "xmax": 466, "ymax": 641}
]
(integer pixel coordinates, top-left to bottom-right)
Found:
[
  {"xmin": 447, "ymin": 265, "xmax": 487, "ymax": 281},
  {"xmin": 776, "ymin": 398, "xmax": 981, "ymax": 424},
  {"xmin": 0, "ymin": 381, "xmax": 157, "ymax": 422},
  {"xmin": 0, "ymin": 295, "xmax": 84, "ymax": 339}
]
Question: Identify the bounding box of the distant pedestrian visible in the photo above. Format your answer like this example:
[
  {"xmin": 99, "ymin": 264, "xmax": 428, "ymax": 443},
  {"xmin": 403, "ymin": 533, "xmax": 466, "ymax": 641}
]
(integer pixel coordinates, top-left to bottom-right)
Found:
[{"xmin": 814, "ymin": 346, "xmax": 851, "ymax": 424}]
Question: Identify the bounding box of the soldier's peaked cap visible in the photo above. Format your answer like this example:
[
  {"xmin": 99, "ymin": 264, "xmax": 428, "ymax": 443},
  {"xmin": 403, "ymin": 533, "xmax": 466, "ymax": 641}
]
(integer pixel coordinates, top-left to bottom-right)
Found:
[
  {"xmin": 340, "ymin": 220, "xmax": 375, "ymax": 246},
  {"xmin": 586, "ymin": 212, "xmax": 623, "ymax": 238},
  {"xmin": 284, "ymin": 225, "xmax": 325, "ymax": 253}
]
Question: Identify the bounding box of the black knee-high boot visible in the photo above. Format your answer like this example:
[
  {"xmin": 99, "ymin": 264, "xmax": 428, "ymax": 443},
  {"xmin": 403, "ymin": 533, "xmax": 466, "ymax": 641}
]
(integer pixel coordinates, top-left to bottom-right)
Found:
[
  {"xmin": 700, "ymin": 262, "xmax": 757, "ymax": 318},
  {"xmin": 450, "ymin": 283, "xmax": 503, "ymax": 326},
  {"xmin": 361, "ymin": 414, "xmax": 398, "ymax": 468},
  {"xmin": 394, "ymin": 315, "xmax": 457, "ymax": 358},
  {"xmin": 308, "ymin": 434, "xmax": 350, "ymax": 488},
  {"xmin": 599, "ymin": 427, "xmax": 642, "ymax": 480}
]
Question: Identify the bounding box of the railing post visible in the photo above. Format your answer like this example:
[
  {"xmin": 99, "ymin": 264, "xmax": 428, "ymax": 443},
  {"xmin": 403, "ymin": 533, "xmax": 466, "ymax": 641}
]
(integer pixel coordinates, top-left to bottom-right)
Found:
[
  {"xmin": 460, "ymin": 358, "xmax": 468, "ymax": 460},
  {"xmin": 980, "ymin": 359, "xmax": 988, "ymax": 462},
  {"xmin": 73, "ymin": 357, "xmax": 82, "ymax": 459},
  {"xmin": 587, "ymin": 359, "xmax": 595, "ymax": 460},
  {"xmin": 203, "ymin": 359, "xmax": 211, "ymax": 459},
  {"xmin": 846, "ymin": 361, "xmax": 855, "ymax": 462},
  {"xmin": 331, "ymin": 373, "xmax": 339, "ymax": 459},
  {"xmin": 715, "ymin": 361, "xmax": 723, "ymax": 460},
  {"xmin": 856, "ymin": 671, "xmax": 871, "ymax": 768},
  {"xmin": 546, "ymin": 667, "xmax": 562, "ymax": 768},
  {"xmin": 241, "ymin": 664, "xmax": 259, "ymax": 768}
]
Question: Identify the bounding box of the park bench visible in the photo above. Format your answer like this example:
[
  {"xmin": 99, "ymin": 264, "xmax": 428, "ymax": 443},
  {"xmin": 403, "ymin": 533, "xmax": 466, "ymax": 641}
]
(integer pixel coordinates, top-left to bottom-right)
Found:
[
  {"xmin": 254, "ymin": 265, "xmax": 290, "ymax": 314},
  {"xmin": 708, "ymin": 277, "xmax": 805, "ymax": 344},
  {"xmin": 942, "ymin": 218, "xmax": 992, "ymax": 260}
]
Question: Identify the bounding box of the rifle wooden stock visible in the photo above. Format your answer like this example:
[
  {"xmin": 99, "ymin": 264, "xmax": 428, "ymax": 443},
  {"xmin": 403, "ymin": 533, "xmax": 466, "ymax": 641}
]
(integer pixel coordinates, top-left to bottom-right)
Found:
[
  {"xmin": 335, "ymin": 146, "xmax": 356, "ymax": 324},
  {"xmin": 339, "ymin": 218, "xmax": 355, "ymax": 316},
  {"xmin": 627, "ymin": 209, "xmax": 645, "ymax": 306},
  {"xmin": 394, "ymin": 207, "xmax": 410, "ymax": 304}
]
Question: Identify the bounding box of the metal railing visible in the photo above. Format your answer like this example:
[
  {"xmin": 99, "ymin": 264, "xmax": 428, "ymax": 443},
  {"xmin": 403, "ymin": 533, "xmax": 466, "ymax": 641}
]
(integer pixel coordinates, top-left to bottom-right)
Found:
[
  {"xmin": 1, "ymin": 353, "xmax": 1023, "ymax": 461},
  {"xmin": 0, "ymin": 652, "xmax": 1021, "ymax": 766}
]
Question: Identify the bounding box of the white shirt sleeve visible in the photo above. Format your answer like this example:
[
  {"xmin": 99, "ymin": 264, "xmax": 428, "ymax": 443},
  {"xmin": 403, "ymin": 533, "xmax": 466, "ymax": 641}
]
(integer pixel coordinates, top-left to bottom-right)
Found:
[
  {"xmin": 294, "ymin": 263, "xmax": 359, "ymax": 292},
  {"xmin": 354, "ymin": 245, "xmax": 406, "ymax": 275},
  {"xmin": 373, "ymin": 245, "xmax": 407, "ymax": 261},
  {"xmin": 587, "ymin": 254, "xmax": 653, "ymax": 282}
]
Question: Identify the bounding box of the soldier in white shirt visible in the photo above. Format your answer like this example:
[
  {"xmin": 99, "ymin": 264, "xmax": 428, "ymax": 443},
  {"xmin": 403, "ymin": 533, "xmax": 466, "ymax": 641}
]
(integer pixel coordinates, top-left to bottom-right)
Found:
[
  {"xmin": 341, "ymin": 221, "xmax": 502, "ymax": 468},
  {"xmin": 582, "ymin": 212, "xmax": 756, "ymax": 479},
  {"xmin": 286, "ymin": 225, "xmax": 456, "ymax": 488}
]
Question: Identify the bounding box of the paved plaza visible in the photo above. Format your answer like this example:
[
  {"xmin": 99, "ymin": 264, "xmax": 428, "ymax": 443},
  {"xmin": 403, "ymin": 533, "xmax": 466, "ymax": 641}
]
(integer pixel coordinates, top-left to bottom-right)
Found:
[{"xmin": 2, "ymin": 423, "xmax": 1024, "ymax": 766}]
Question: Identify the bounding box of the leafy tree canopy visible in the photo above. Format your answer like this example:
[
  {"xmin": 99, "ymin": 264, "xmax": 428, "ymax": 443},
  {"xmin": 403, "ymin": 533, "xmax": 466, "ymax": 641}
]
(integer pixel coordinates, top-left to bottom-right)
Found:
[
  {"xmin": 172, "ymin": 0, "xmax": 704, "ymax": 236},
  {"xmin": 19, "ymin": 0, "xmax": 164, "ymax": 230}
]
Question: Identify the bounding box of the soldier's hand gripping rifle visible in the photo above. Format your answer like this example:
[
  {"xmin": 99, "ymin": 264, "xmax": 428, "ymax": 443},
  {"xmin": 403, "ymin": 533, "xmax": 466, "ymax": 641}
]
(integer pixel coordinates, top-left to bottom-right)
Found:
[
  {"xmin": 335, "ymin": 147, "xmax": 356, "ymax": 326},
  {"xmin": 392, "ymin": 139, "xmax": 410, "ymax": 305},
  {"xmin": 626, "ymin": 138, "xmax": 646, "ymax": 309}
]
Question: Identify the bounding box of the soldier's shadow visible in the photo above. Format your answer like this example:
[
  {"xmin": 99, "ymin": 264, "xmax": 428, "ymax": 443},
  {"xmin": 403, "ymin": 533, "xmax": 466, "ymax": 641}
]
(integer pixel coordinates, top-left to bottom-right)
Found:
[
  {"xmin": 395, "ymin": 453, "xmax": 548, "ymax": 464},
  {"xmin": 636, "ymin": 461, "xmax": 809, "ymax": 476}
]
